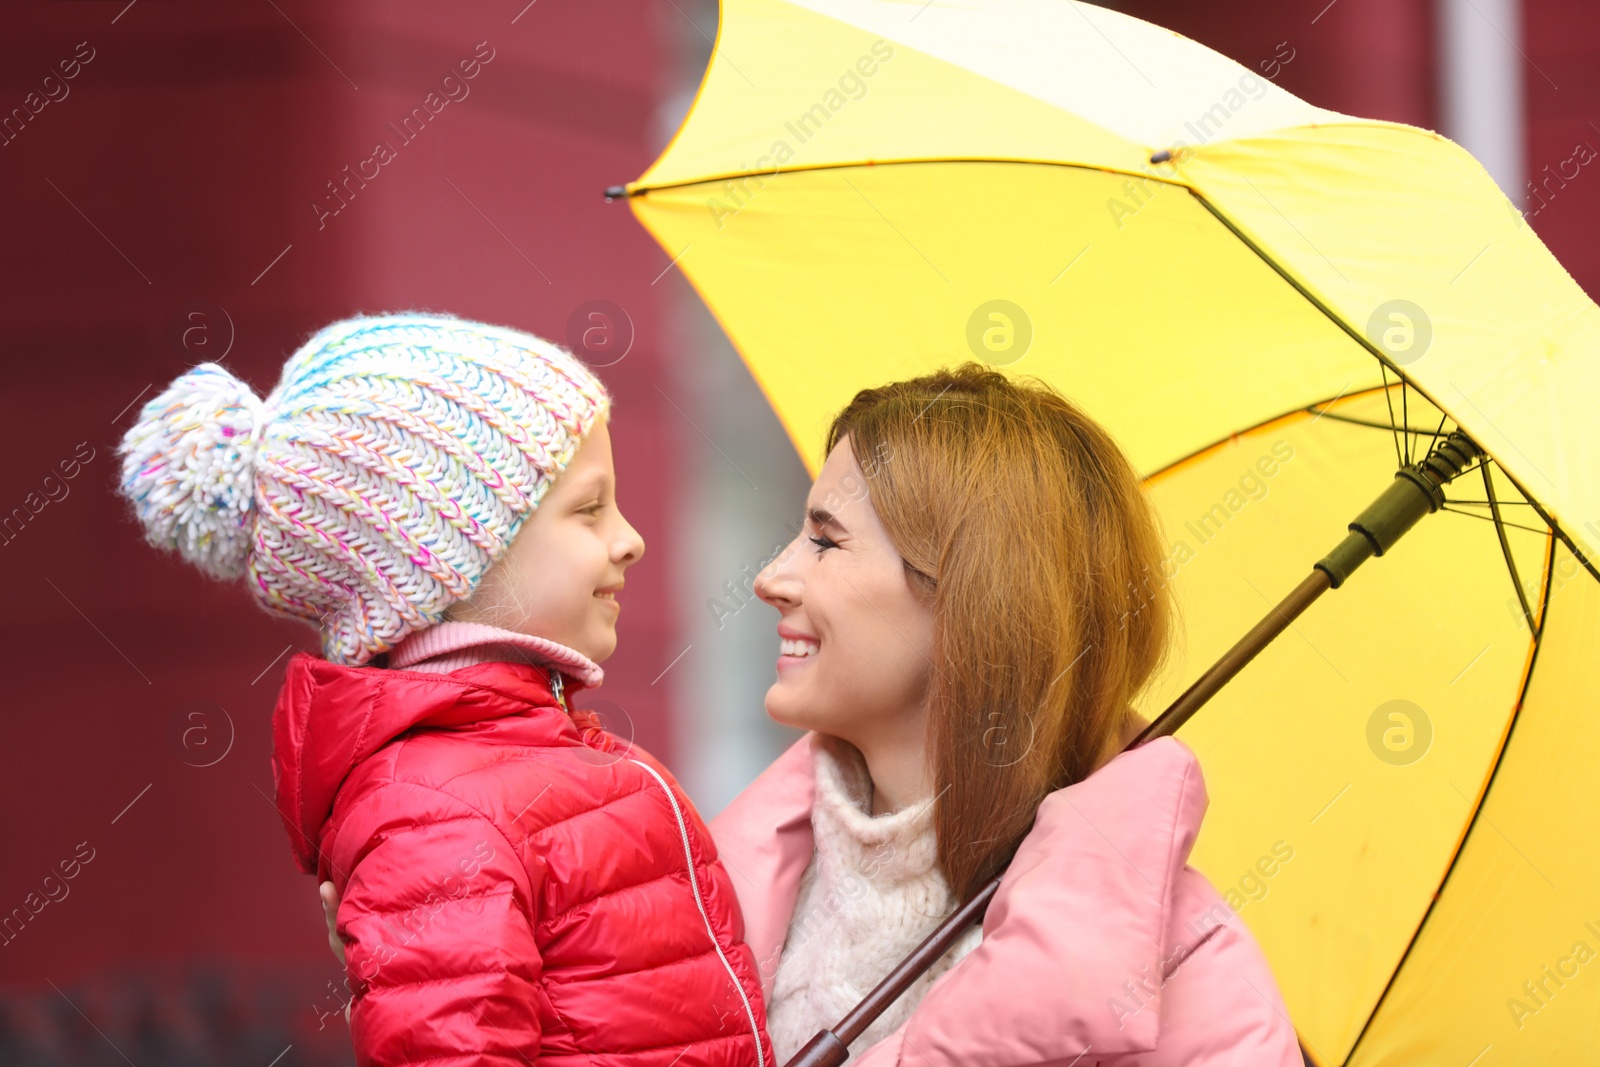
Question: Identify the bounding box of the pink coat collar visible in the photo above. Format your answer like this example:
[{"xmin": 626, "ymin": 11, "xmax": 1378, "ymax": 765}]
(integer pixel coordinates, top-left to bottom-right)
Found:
[{"xmin": 710, "ymin": 734, "xmax": 1299, "ymax": 1066}]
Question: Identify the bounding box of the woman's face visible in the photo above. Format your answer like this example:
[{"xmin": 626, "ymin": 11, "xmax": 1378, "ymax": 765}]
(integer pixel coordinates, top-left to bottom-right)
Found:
[
  {"xmin": 448, "ymin": 419, "xmax": 645, "ymax": 662},
  {"xmin": 753, "ymin": 435, "xmax": 935, "ymax": 752}
]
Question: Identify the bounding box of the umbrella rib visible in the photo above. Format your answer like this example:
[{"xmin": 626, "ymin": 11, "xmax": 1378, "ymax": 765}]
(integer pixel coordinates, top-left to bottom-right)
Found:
[
  {"xmin": 1303, "ymin": 407, "xmax": 1442, "ymax": 437},
  {"xmin": 1342, "ymin": 541, "xmax": 1556, "ymax": 1063},
  {"xmin": 623, "ymin": 157, "xmax": 1199, "ymax": 201},
  {"xmin": 1238, "ymin": 174, "xmax": 1351, "ymax": 284},
  {"xmin": 1401, "ymin": 379, "xmax": 1410, "ymax": 464},
  {"xmin": 1439, "ymin": 505, "xmax": 1551, "ymax": 538},
  {"xmin": 1147, "ymin": 385, "xmax": 1398, "ymax": 488},
  {"xmin": 1185, "ymin": 189, "xmax": 1450, "ymax": 432},
  {"xmin": 1422, "ymin": 411, "xmax": 1450, "ymax": 461},
  {"xmin": 1183, "ymin": 189, "xmax": 1600, "ymax": 587},
  {"xmin": 1481, "ymin": 463, "xmax": 1537, "ymax": 631},
  {"xmin": 1150, "ymin": 383, "xmax": 1447, "ymax": 490},
  {"xmin": 1378, "ymin": 366, "xmax": 1405, "ymax": 468}
]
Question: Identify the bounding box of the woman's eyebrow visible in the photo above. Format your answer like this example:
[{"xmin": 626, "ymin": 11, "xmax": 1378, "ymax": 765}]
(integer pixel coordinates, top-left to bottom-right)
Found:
[{"xmin": 808, "ymin": 506, "xmax": 847, "ymax": 534}]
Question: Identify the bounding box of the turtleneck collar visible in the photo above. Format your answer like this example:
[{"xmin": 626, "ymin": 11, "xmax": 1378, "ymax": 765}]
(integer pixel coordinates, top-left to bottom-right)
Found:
[{"xmin": 808, "ymin": 734, "xmax": 943, "ymax": 887}]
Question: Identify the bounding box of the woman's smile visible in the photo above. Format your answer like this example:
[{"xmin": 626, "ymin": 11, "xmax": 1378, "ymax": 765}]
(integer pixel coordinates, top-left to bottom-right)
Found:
[{"xmin": 777, "ymin": 625, "xmax": 821, "ymax": 671}]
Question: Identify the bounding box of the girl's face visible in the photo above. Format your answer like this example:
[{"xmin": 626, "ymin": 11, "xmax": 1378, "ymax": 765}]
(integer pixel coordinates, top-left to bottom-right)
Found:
[
  {"xmin": 753, "ymin": 436, "xmax": 935, "ymax": 752},
  {"xmin": 448, "ymin": 419, "xmax": 644, "ymax": 662}
]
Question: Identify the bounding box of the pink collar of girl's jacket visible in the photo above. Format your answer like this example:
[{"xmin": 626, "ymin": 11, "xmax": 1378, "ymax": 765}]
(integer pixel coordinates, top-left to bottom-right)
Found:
[{"xmin": 384, "ymin": 620, "xmax": 605, "ymax": 689}]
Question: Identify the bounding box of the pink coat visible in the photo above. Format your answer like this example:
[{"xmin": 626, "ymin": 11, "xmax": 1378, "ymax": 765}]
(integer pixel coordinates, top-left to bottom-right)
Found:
[{"xmin": 710, "ymin": 734, "xmax": 1303, "ymax": 1067}]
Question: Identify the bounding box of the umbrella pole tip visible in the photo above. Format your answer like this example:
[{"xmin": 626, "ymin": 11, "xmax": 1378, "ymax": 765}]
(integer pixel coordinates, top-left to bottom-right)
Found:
[{"xmin": 603, "ymin": 185, "xmax": 628, "ymax": 202}]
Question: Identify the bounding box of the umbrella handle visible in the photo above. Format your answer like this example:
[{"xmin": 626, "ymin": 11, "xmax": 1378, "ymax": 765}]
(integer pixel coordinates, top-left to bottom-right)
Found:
[
  {"xmin": 1133, "ymin": 429, "xmax": 1481, "ymax": 744},
  {"xmin": 780, "ymin": 431, "xmax": 1485, "ymax": 1067}
]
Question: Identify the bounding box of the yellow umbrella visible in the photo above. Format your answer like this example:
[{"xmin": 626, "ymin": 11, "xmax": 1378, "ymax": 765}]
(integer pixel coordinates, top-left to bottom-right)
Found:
[{"xmin": 612, "ymin": 1, "xmax": 1600, "ymax": 1062}]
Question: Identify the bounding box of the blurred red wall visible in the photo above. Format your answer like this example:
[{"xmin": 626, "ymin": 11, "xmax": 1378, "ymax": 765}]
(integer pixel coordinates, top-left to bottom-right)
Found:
[
  {"xmin": 0, "ymin": 2, "xmax": 676, "ymax": 1063},
  {"xmin": 1522, "ymin": 0, "xmax": 1600, "ymax": 294}
]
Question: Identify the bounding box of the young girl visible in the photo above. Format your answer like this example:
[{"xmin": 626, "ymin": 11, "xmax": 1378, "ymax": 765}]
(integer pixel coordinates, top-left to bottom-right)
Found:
[{"xmin": 117, "ymin": 313, "xmax": 773, "ymax": 1067}]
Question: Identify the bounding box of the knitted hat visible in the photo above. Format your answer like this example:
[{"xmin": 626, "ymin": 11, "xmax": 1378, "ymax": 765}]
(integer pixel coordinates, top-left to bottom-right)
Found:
[{"xmin": 116, "ymin": 312, "xmax": 612, "ymax": 665}]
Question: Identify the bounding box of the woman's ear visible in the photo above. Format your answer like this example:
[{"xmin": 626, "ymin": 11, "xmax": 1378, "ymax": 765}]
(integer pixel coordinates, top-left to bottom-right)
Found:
[{"xmin": 905, "ymin": 565, "xmax": 937, "ymax": 608}]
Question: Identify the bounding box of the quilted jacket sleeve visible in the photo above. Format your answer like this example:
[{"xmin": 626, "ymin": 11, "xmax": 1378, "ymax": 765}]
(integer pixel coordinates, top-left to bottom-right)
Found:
[{"xmin": 331, "ymin": 781, "xmax": 542, "ymax": 1067}]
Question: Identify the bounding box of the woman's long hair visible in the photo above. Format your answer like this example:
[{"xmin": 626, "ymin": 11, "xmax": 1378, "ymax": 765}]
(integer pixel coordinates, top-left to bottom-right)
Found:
[{"xmin": 825, "ymin": 362, "xmax": 1175, "ymax": 902}]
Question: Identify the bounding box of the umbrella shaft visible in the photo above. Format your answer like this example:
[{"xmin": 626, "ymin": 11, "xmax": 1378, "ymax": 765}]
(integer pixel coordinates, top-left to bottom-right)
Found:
[
  {"xmin": 781, "ymin": 883, "xmax": 1002, "ymax": 1067},
  {"xmin": 1133, "ymin": 568, "xmax": 1332, "ymax": 745},
  {"xmin": 1136, "ymin": 430, "xmax": 1481, "ymax": 745}
]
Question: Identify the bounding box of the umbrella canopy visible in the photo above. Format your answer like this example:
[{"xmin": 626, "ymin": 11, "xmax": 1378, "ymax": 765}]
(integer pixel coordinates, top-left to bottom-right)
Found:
[{"xmin": 618, "ymin": 1, "xmax": 1600, "ymax": 1063}]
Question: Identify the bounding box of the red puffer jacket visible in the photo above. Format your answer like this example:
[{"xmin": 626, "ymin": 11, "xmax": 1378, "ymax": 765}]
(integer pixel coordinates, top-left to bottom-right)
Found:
[{"xmin": 270, "ymin": 651, "xmax": 774, "ymax": 1067}]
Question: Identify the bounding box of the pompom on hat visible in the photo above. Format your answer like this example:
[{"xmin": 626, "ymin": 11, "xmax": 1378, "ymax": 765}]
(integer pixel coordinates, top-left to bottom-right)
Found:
[{"xmin": 116, "ymin": 312, "xmax": 612, "ymax": 665}]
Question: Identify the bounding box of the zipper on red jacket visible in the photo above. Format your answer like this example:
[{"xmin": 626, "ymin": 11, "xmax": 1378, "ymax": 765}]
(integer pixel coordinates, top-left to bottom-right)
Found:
[
  {"xmin": 559, "ymin": 667, "xmax": 762, "ymax": 1062},
  {"xmin": 629, "ymin": 758, "xmax": 766, "ymax": 1067}
]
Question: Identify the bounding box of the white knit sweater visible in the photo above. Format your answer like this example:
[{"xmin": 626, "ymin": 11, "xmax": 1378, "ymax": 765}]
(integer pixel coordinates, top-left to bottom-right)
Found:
[{"xmin": 766, "ymin": 737, "xmax": 983, "ymax": 1063}]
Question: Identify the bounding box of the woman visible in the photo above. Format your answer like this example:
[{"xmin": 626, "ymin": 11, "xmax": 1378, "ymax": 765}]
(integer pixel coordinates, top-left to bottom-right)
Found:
[
  {"xmin": 713, "ymin": 363, "xmax": 1301, "ymax": 1066},
  {"xmin": 321, "ymin": 363, "xmax": 1301, "ymax": 1065}
]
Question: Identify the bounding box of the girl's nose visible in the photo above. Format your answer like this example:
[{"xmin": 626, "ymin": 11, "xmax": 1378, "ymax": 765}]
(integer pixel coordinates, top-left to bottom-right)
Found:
[{"xmin": 613, "ymin": 513, "xmax": 646, "ymax": 566}]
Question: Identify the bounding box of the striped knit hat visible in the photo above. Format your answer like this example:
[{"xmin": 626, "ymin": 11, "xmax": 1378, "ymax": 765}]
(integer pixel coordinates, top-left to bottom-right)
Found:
[{"xmin": 116, "ymin": 312, "xmax": 612, "ymax": 666}]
